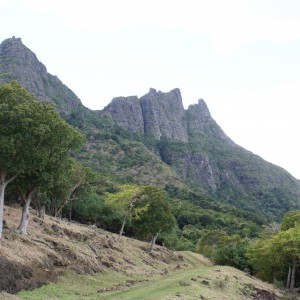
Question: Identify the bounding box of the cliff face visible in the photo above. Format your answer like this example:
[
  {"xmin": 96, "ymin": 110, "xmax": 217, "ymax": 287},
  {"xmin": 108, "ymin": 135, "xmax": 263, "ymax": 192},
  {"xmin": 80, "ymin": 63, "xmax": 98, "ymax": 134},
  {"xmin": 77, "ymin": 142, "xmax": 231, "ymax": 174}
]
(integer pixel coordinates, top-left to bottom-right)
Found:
[
  {"xmin": 0, "ymin": 37, "xmax": 82, "ymax": 114},
  {"xmin": 103, "ymin": 88, "xmax": 189, "ymax": 142},
  {"xmin": 104, "ymin": 89, "xmax": 233, "ymax": 145},
  {"xmin": 186, "ymin": 99, "xmax": 235, "ymax": 146}
]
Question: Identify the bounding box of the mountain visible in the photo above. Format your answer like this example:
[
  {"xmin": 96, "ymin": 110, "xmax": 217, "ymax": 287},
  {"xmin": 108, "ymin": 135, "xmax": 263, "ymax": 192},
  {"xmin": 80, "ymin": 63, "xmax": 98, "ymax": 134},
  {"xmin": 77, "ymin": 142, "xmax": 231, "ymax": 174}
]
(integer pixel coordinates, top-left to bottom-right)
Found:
[
  {"xmin": 1, "ymin": 37, "xmax": 300, "ymax": 221},
  {"xmin": 0, "ymin": 37, "xmax": 82, "ymax": 114},
  {"xmin": 103, "ymin": 88, "xmax": 300, "ymax": 218}
]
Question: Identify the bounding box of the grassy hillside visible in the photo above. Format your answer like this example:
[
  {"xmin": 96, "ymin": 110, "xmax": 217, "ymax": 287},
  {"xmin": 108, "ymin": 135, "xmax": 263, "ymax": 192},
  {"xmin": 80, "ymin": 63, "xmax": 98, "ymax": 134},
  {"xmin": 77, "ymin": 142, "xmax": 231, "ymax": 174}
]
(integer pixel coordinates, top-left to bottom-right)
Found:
[{"xmin": 0, "ymin": 206, "xmax": 286, "ymax": 300}]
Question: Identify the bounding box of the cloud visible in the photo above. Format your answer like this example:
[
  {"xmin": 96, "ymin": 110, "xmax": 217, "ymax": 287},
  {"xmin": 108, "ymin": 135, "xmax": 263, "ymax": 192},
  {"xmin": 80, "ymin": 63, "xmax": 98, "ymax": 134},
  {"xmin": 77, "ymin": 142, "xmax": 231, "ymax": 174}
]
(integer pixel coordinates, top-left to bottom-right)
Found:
[{"xmin": 18, "ymin": 0, "xmax": 300, "ymax": 55}]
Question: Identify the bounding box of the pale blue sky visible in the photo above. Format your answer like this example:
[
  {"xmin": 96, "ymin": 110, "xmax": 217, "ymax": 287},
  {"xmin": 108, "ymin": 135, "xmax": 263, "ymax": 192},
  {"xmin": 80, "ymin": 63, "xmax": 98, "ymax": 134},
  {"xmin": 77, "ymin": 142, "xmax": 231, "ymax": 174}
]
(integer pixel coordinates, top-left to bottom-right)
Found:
[{"xmin": 1, "ymin": 0, "xmax": 300, "ymax": 179}]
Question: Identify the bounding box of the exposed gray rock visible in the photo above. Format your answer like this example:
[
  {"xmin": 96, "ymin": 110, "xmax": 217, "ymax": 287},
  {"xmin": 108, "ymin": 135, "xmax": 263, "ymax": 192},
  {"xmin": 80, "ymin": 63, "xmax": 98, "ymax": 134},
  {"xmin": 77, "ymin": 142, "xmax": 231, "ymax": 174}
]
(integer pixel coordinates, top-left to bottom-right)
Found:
[
  {"xmin": 140, "ymin": 88, "xmax": 188, "ymax": 142},
  {"xmin": 187, "ymin": 99, "xmax": 235, "ymax": 146},
  {"xmin": 103, "ymin": 88, "xmax": 189, "ymax": 142},
  {"xmin": 172, "ymin": 152, "xmax": 218, "ymax": 192},
  {"xmin": 0, "ymin": 37, "xmax": 82, "ymax": 114},
  {"xmin": 103, "ymin": 96, "xmax": 144, "ymax": 133}
]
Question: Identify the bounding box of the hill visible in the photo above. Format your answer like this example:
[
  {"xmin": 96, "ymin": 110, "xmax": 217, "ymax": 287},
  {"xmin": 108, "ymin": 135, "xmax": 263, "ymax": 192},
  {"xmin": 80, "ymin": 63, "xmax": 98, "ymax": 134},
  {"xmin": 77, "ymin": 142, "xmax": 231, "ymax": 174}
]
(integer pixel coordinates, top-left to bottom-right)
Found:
[
  {"xmin": 102, "ymin": 88, "xmax": 300, "ymax": 219},
  {"xmin": 0, "ymin": 37, "xmax": 299, "ymax": 222},
  {"xmin": 0, "ymin": 206, "xmax": 285, "ymax": 300}
]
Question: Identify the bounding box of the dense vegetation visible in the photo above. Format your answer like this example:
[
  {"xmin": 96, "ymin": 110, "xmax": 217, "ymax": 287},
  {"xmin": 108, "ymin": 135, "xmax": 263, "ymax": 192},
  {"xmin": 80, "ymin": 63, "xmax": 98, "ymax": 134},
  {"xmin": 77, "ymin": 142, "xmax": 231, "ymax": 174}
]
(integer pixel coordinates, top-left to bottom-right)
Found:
[
  {"xmin": 1, "ymin": 81, "xmax": 300, "ymax": 291},
  {"xmin": 0, "ymin": 82, "xmax": 262, "ymax": 248}
]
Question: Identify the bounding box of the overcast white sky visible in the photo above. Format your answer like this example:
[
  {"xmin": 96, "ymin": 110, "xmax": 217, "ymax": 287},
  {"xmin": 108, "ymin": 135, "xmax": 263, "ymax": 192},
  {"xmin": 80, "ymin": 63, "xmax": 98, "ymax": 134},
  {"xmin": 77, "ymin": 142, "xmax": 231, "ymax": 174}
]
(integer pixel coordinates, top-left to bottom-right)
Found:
[{"xmin": 1, "ymin": 0, "xmax": 300, "ymax": 179}]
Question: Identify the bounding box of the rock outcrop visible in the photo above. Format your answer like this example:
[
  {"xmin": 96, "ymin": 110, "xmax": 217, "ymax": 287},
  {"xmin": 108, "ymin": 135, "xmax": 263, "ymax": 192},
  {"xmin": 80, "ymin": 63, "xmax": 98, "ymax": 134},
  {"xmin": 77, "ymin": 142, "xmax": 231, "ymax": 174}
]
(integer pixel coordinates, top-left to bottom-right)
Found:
[
  {"xmin": 103, "ymin": 88, "xmax": 189, "ymax": 142},
  {"xmin": 186, "ymin": 99, "xmax": 235, "ymax": 146},
  {"xmin": 0, "ymin": 37, "xmax": 82, "ymax": 114}
]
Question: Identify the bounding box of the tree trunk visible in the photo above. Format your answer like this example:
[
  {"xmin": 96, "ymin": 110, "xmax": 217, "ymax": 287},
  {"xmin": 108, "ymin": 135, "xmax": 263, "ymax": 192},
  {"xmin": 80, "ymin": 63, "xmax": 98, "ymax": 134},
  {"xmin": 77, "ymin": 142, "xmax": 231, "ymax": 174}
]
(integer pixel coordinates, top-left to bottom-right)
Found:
[
  {"xmin": 117, "ymin": 217, "xmax": 127, "ymax": 242},
  {"xmin": 37, "ymin": 206, "xmax": 45, "ymax": 219},
  {"xmin": 117, "ymin": 204, "xmax": 135, "ymax": 242},
  {"xmin": 0, "ymin": 172, "xmax": 15, "ymax": 239},
  {"xmin": 290, "ymin": 259, "xmax": 297, "ymax": 290},
  {"xmin": 286, "ymin": 265, "xmax": 292, "ymax": 289},
  {"xmin": 149, "ymin": 233, "xmax": 159, "ymax": 253},
  {"xmin": 0, "ymin": 180, "xmax": 6, "ymax": 240},
  {"xmin": 54, "ymin": 197, "xmax": 69, "ymax": 218},
  {"xmin": 18, "ymin": 196, "xmax": 32, "ymax": 235}
]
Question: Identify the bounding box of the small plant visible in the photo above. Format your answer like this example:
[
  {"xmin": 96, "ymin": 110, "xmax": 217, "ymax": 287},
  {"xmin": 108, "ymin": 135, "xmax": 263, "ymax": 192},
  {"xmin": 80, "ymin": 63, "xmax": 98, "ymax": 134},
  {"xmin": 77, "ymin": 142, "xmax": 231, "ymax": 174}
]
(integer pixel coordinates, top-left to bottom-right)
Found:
[
  {"xmin": 44, "ymin": 228, "xmax": 54, "ymax": 235},
  {"xmin": 10, "ymin": 231, "xmax": 19, "ymax": 240}
]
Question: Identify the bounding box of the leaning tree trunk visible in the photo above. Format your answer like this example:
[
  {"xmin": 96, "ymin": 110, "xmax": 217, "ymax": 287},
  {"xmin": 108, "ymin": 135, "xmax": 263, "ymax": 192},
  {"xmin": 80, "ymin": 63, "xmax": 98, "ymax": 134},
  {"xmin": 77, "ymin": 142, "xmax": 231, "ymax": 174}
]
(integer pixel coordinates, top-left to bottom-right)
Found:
[
  {"xmin": 117, "ymin": 203, "xmax": 136, "ymax": 242},
  {"xmin": 117, "ymin": 217, "xmax": 127, "ymax": 242},
  {"xmin": 18, "ymin": 194, "xmax": 33, "ymax": 235},
  {"xmin": 149, "ymin": 233, "xmax": 159, "ymax": 253}
]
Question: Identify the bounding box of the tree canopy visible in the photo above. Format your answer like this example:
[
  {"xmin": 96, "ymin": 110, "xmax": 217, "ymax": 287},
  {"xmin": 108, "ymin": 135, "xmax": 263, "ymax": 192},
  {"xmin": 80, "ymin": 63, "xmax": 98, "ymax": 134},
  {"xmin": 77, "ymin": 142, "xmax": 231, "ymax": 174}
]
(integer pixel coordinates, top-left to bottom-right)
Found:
[
  {"xmin": 247, "ymin": 211, "xmax": 300, "ymax": 289},
  {"xmin": 0, "ymin": 82, "xmax": 83, "ymax": 237}
]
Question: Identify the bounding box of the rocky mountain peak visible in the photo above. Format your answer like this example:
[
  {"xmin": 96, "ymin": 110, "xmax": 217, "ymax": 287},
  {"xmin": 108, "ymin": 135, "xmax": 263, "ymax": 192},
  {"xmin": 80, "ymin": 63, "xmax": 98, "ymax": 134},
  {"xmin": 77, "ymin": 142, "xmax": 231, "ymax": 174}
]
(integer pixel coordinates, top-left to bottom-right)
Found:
[
  {"xmin": 103, "ymin": 88, "xmax": 189, "ymax": 142},
  {"xmin": 197, "ymin": 99, "xmax": 211, "ymax": 117},
  {"xmin": 186, "ymin": 98, "xmax": 234, "ymax": 145},
  {"xmin": 0, "ymin": 37, "xmax": 82, "ymax": 114},
  {"xmin": 104, "ymin": 88, "xmax": 233, "ymax": 145}
]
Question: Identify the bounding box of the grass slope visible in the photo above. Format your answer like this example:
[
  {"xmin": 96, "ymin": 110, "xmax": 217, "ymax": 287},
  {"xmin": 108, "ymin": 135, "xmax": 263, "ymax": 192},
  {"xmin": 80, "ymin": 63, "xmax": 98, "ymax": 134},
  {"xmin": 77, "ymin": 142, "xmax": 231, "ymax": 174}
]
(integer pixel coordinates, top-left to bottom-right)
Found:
[
  {"xmin": 0, "ymin": 206, "xmax": 286, "ymax": 300},
  {"xmin": 18, "ymin": 252, "xmax": 285, "ymax": 300}
]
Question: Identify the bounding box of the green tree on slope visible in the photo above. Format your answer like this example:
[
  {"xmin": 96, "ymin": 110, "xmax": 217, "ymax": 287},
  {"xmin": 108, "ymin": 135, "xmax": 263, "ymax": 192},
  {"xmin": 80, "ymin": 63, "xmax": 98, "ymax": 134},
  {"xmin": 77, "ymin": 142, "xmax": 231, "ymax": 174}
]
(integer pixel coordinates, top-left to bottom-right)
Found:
[
  {"xmin": 247, "ymin": 211, "xmax": 300, "ymax": 289},
  {"xmin": 104, "ymin": 185, "xmax": 147, "ymax": 242},
  {"xmin": 132, "ymin": 186, "xmax": 176, "ymax": 253},
  {"xmin": 0, "ymin": 82, "xmax": 83, "ymax": 237}
]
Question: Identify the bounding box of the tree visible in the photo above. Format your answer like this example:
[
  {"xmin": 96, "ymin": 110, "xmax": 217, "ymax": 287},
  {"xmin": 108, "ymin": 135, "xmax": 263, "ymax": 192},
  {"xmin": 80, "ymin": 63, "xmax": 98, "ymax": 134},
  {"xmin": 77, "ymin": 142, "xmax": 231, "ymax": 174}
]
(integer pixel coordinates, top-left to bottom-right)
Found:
[
  {"xmin": 196, "ymin": 229, "xmax": 228, "ymax": 258},
  {"xmin": 281, "ymin": 211, "xmax": 300, "ymax": 231},
  {"xmin": 0, "ymin": 82, "xmax": 37, "ymax": 238},
  {"xmin": 53, "ymin": 162, "xmax": 90, "ymax": 218},
  {"xmin": 104, "ymin": 185, "xmax": 146, "ymax": 242},
  {"xmin": 132, "ymin": 186, "xmax": 176, "ymax": 253},
  {"xmin": 247, "ymin": 224, "xmax": 300, "ymax": 289},
  {"xmin": 0, "ymin": 82, "xmax": 83, "ymax": 236}
]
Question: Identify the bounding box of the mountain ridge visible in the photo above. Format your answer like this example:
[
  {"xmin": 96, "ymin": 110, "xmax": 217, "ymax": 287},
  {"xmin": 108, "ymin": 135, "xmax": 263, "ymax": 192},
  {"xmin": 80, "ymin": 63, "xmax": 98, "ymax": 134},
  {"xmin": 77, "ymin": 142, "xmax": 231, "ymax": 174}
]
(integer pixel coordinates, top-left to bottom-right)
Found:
[
  {"xmin": 1, "ymin": 36, "xmax": 300, "ymax": 220},
  {"xmin": 0, "ymin": 37, "xmax": 83, "ymax": 114},
  {"xmin": 102, "ymin": 86, "xmax": 300, "ymax": 217}
]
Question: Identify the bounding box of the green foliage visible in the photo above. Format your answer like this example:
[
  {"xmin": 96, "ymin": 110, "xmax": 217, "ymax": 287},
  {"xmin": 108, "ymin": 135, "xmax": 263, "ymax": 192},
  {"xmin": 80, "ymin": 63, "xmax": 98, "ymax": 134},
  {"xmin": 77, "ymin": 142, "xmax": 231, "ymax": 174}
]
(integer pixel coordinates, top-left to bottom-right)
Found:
[
  {"xmin": 0, "ymin": 81, "xmax": 37, "ymax": 177},
  {"xmin": 67, "ymin": 187, "xmax": 103, "ymax": 223},
  {"xmin": 0, "ymin": 82, "xmax": 83, "ymax": 182},
  {"xmin": 132, "ymin": 186, "xmax": 176, "ymax": 240},
  {"xmin": 196, "ymin": 230, "xmax": 251, "ymax": 271},
  {"xmin": 213, "ymin": 238, "xmax": 250, "ymax": 271},
  {"xmin": 104, "ymin": 185, "xmax": 144, "ymax": 213},
  {"xmin": 281, "ymin": 210, "xmax": 300, "ymax": 231},
  {"xmin": 0, "ymin": 81, "xmax": 83, "ymax": 235},
  {"xmin": 247, "ymin": 223, "xmax": 300, "ymax": 287}
]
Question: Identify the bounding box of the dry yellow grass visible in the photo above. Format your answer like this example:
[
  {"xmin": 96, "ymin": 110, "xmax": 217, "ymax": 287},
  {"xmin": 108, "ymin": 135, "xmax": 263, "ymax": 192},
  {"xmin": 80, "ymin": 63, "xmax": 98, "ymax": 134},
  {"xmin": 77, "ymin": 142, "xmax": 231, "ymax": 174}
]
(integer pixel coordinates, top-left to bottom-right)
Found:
[
  {"xmin": 1, "ymin": 206, "xmax": 288, "ymax": 299},
  {"xmin": 0, "ymin": 205, "xmax": 186, "ymax": 295}
]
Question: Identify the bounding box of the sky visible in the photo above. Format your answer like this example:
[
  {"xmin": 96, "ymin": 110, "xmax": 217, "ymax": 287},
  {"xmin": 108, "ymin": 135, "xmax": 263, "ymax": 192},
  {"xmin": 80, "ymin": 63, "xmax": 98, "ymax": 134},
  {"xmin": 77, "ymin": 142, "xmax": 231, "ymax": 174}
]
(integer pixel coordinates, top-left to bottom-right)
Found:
[{"xmin": 1, "ymin": 0, "xmax": 300, "ymax": 179}]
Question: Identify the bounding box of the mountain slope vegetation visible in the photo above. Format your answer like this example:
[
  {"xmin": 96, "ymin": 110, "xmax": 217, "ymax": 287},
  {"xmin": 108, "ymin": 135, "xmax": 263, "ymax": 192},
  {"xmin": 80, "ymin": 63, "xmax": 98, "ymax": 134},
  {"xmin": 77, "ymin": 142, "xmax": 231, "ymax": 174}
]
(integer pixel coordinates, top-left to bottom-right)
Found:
[{"xmin": 1, "ymin": 37, "xmax": 299, "ymax": 223}]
